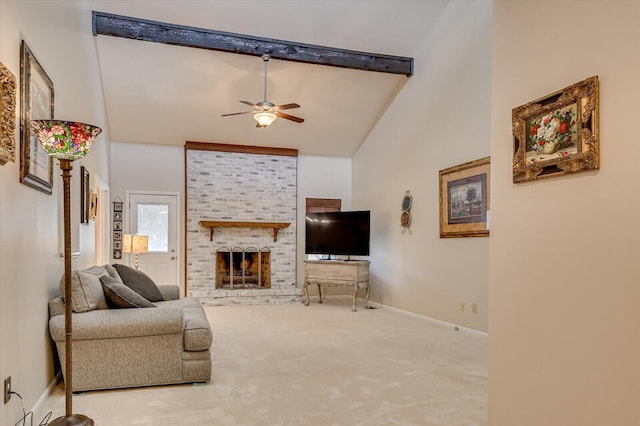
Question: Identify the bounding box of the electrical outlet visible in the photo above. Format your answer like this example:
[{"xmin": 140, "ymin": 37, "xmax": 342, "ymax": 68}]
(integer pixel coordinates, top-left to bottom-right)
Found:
[
  {"xmin": 4, "ymin": 376, "xmax": 11, "ymax": 404},
  {"xmin": 459, "ymin": 303, "xmax": 465, "ymax": 312},
  {"xmin": 472, "ymin": 303, "xmax": 478, "ymax": 314}
]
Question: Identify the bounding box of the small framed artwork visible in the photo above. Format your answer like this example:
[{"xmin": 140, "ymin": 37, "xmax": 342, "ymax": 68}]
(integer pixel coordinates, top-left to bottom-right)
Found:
[
  {"xmin": 113, "ymin": 240, "xmax": 122, "ymax": 250},
  {"xmin": 113, "ymin": 221, "xmax": 122, "ymax": 231},
  {"xmin": 512, "ymin": 76, "xmax": 599, "ymax": 183},
  {"xmin": 113, "ymin": 230, "xmax": 122, "ymax": 240},
  {"xmin": 113, "ymin": 211, "xmax": 122, "ymax": 221},
  {"xmin": 439, "ymin": 157, "xmax": 490, "ymax": 238},
  {"xmin": 0, "ymin": 61, "xmax": 17, "ymax": 165},
  {"xmin": 113, "ymin": 250, "xmax": 122, "ymax": 259},
  {"xmin": 114, "ymin": 202, "xmax": 122, "ymax": 212},
  {"xmin": 20, "ymin": 40, "xmax": 54, "ymax": 194},
  {"xmin": 89, "ymin": 191, "xmax": 97, "ymax": 220},
  {"xmin": 80, "ymin": 166, "xmax": 90, "ymax": 224}
]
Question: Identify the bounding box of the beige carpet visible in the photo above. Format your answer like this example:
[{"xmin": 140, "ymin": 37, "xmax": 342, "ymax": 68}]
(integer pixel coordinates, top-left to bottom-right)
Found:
[{"xmin": 37, "ymin": 297, "xmax": 487, "ymax": 425}]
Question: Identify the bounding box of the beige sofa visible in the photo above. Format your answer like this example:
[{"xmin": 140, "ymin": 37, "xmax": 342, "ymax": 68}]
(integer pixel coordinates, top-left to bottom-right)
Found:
[{"xmin": 48, "ymin": 265, "xmax": 212, "ymax": 392}]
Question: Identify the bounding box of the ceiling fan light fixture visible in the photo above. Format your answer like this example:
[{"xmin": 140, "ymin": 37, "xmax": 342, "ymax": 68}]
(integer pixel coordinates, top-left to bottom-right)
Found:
[{"xmin": 254, "ymin": 111, "xmax": 277, "ymax": 127}]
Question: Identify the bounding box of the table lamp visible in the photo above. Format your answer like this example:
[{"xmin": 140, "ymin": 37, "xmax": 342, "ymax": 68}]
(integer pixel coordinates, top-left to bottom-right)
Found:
[{"xmin": 123, "ymin": 234, "xmax": 149, "ymax": 269}]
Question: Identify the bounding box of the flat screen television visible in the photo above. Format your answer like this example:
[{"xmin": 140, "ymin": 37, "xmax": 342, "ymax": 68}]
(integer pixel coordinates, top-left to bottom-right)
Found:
[{"xmin": 305, "ymin": 210, "xmax": 370, "ymax": 257}]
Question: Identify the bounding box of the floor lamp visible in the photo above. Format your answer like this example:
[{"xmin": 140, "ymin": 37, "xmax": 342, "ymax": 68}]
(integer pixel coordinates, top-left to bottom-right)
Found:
[{"xmin": 31, "ymin": 120, "xmax": 102, "ymax": 426}]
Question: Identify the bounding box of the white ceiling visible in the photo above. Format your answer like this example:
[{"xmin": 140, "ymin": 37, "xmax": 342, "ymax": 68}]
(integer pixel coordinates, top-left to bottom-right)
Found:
[{"xmin": 93, "ymin": 0, "xmax": 448, "ymax": 157}]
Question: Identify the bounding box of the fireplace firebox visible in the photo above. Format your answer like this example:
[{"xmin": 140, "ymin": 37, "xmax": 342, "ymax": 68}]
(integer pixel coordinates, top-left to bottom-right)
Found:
[{"xmin": 215, "ymin": 247, "xmax": 271, "ymax": 289}]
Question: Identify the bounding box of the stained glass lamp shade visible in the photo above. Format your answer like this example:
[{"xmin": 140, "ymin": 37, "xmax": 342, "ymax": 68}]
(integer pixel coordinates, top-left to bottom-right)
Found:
[
  {"xmin": 30, "ymin": 120, "xmax": 101, "ymax": 159},
  {"xmin": 30, "ymin": 119, "xmax": 101, "ymax": 426}
]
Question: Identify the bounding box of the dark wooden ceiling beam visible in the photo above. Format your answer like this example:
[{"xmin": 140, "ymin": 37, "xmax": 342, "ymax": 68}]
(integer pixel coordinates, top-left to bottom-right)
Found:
[{"xmin": 92, "ymin": 11, "xmax": 413, "ymax": 76}]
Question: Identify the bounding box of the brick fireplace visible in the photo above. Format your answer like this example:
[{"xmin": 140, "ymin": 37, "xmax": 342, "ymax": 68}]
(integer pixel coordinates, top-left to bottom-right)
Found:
[{"xmin": 185, "ymin": 142, "xmax": 301, "ymax": 305}]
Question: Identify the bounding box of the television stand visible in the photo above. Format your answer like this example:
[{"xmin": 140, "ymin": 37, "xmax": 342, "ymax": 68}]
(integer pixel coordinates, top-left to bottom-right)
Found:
[{"xmin": 303, "ymin": 260, "xmax": 370, "ymax": 311}]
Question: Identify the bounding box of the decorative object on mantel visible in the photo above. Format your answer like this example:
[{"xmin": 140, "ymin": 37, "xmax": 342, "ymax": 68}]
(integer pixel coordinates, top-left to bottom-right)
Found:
[
  {"xmin": 401, "ymin": 190, "xmax": 413, "ymax": 235},
  {"xmin": 221, "ymin": 54, "xmax": 304, "ymax": 128},
  {"xmin": 0, "ymin": 61, "xmax": 16, "ymax": 165},
  {"xmin": 20, "ymin": 41, "xmax": 54, "ymax": 194},
  {"xmin": 199, "ymin": 220, "xmax": 290, "ymax": 242},
  {"xmin": 112, "ymin": 197, "xmax": 123, "ymax": 259},
  {"xmin": 31, "ymin": 118, "xmax": 101, "ymax": 426},
  {"xmin": 439, "ymin": 157, "xmax": 490, "ymax": 238},
  {"xmin": 123, "ymin": 234, "xmax": 149, "ymax": 270},
  {"xmin": 512, "ymin": 76, "xmax": 599, "ymax": 183}
]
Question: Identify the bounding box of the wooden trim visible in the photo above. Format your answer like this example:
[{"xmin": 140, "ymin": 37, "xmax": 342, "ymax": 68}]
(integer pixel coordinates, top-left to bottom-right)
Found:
[
  {"xmin": 185, "ymin": 141, "xmax": 298, "ymax": 157},
  {"xmin": 92, "ymin": 11, "xmax": 414, "ymax": 76},
  {"xmin": 199, "ymin": 220, "xmax": 290, "ymax": 242},
  {"xmin": 183, "ymin": 144, "xmax": 188, "ymax": 297},
  {"xmin": 306, "ymin": 198, "xmax": 342, "ymax": 213}
]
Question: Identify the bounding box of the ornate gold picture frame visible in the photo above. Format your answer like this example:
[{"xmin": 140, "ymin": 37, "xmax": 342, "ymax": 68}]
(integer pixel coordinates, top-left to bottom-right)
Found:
[
  {"xmin": 512, "ymin": 76, "xmax": 599, "ymax": 183},
  {"xmin": 20, "ymin": 40, "xmax": 54, "ymax": 194},
  {"xmin": 0, "ymin": 61, "xmax": 16, "ymax": 165},
  {"xmin": 439, "ymin": 157, "xmax": 490, "ymax": 238}
]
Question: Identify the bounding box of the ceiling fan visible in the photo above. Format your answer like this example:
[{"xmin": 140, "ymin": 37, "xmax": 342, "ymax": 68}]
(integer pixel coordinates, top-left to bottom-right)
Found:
[{"xmin": 222, "ymin": 54, "xmax": 304, "ymax": 128}]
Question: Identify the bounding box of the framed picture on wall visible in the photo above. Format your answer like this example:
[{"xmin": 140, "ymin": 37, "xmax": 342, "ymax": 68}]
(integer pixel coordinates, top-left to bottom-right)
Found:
[
  {"xmin": 439, "ymin": 157, "xmax": 490, "ymax": 238},
  {"xmin": 80, "ymin": 166, "xmax": 90, "ymax": 224},
  {"xmin": 0, "ymin": 61, "xmax": 17, "ymax": 165},
  {"xmin": 512, "ymin": 76, "xmax": 599, "ymax": 183},
  {"xmin": 19, "ymin": 40, "xmax": 54, "ymax": 194}
]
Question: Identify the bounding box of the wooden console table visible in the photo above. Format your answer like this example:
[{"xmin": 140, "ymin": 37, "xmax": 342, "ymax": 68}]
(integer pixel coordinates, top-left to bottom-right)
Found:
[{"xmin": 303, "ymin": 260, "xmax": 370, "ymax": 311}]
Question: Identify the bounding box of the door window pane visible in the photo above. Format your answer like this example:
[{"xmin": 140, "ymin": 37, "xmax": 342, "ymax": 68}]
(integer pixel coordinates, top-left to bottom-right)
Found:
[{"xmin": 137, "ymin": 204, "xmax": 169, "ymax": 252}]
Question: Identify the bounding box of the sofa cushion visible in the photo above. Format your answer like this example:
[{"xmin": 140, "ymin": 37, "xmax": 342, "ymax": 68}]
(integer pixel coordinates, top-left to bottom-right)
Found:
[
  {"xmin": 182, "ymin": 307, "xmax": 213, "ymax": 351},
  {"xmin": 104, "ymin": 264, "xmax": 123, "ymax": 283},
  {"xmin": 113, "ymin": 264, "xmax": 164, "ymax": 302},
  {"xmin": 101, "ymin": 276, "xmax": 156, "ymax": 309},
  {"xmin": 61, "ymin": 266, "xmax": 110, "ymax": 313}
]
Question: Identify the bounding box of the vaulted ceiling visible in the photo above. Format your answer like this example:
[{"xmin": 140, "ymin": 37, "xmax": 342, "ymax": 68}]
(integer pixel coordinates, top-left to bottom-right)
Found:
[{"xmin": 93, "ymin": 0, "xmax": 448, "ymax": 157}]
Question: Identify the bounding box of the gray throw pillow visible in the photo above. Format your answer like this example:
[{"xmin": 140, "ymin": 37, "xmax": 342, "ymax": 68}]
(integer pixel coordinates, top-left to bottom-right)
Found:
[
  {"xmin": 100, "ymin": 276, "xmax": 156, "ymax": 308},
  {"xmin": 104, "ymin": 264, "xmax": 123, "ymax": 283},
  {"xmin": 112, "ymin": 264, "xmax": 164, "ymax": 302},
  {"xmin": 60, "ymin": 266, "xmax": 110, "ymax": 313}
]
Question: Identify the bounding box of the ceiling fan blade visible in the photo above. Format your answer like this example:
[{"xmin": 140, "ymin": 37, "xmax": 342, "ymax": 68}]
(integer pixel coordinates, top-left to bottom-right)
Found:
[
  {"xmin": 274, "ymin": 103, "xmax": 300, "ymax": 111},
  {"xmin": 239, "ymin": 100, "xmax": 257, "ymax": 107},
  {"xmin": 221, "ymin": 111, "xmax": 254, "ymax": 117},
  {"xmin": 275, "ymin": 111, "xmax": 304, "ymax": 123}
]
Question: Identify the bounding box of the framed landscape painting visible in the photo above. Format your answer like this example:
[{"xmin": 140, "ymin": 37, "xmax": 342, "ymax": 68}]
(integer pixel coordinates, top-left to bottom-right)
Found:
[
  {"xmin": 512, "ymin": 76, "xmax": 599, "ymax": 183},
  {"xmin": 439, "ymin": 157, "xmax": 490, "ymax": 238}
]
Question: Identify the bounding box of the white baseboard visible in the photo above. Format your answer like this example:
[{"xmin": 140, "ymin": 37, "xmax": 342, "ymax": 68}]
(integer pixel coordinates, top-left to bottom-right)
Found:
[
  {"xmin": 31, "ymin": 372, "xmax": 60, "ymax": 420},
  {"xmin": 367, "ymin": 300, "xmax": 488, "ymax": 337}
]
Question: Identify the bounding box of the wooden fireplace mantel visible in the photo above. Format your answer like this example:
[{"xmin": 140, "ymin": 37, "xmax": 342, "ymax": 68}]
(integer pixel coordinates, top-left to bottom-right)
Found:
[{"xmin": 199, "ymin": 220, "xmax": 290, "ymax": 242}]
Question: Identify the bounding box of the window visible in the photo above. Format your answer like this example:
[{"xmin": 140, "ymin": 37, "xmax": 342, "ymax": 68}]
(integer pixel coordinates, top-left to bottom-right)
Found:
[{"xmin": 137, "ymin": 204, "xmax": 169, "ymax": 252}]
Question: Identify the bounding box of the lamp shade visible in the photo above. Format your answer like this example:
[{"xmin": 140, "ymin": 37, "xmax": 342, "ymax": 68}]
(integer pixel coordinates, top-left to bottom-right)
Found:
[
  {"xmin": 30, "ymin": 120, "xmax": 102, "ymax": 160},
  {"xmin": 254, "ymin": 111, "xmax": 276, "ymax": 127},
  {"xmin": 123, "ymin": 234, "xmax": 149, "ymax": 254}
]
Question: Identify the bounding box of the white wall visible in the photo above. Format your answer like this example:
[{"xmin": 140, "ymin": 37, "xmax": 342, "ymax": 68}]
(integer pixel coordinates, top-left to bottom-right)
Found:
[
  {"xmin": 296, "ymin": 155, "xmax": 351, "ymax": 288},
  {"xmin": 490, "ymin": 2, "xmax": 640, "ymax": 425},
  {"xmin": 0, "ymin": 1, "xmax": 110, "ymax": 423},
  {"xmin": 110, "ymin": 142, "xmax": 185, "ymax": 289},
  {"xmin": 352, "ymin": 0, "xmax": 491, "ymax": 332}
]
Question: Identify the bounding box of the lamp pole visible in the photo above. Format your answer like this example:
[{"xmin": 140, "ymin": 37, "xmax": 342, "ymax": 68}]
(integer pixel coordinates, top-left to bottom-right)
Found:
[{"xmin": 51, "ymin": 159, "xmax": 93, "ymax": 426}]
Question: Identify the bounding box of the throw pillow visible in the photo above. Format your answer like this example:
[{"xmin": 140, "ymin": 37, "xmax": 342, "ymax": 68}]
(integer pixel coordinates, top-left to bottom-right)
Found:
[
  {"xmin": 100, "ymin": 276, "xmax": 156, "ymax": 308},
  {"xmin": 112, "ymin": 264, "xmax": 164, "ymax": 302},
  {"xmin": 104, "ymin": 264, "xmax": 124, "ymax": 283},
  {"xmin": 60, "ymin": 266, "xmax": 110, "ymax": 313}
]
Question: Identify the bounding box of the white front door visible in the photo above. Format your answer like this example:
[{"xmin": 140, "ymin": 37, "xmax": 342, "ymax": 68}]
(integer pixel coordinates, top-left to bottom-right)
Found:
[{"xmin": 127, "ymin": 192, "xmax": 179, "ymax": 287}]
